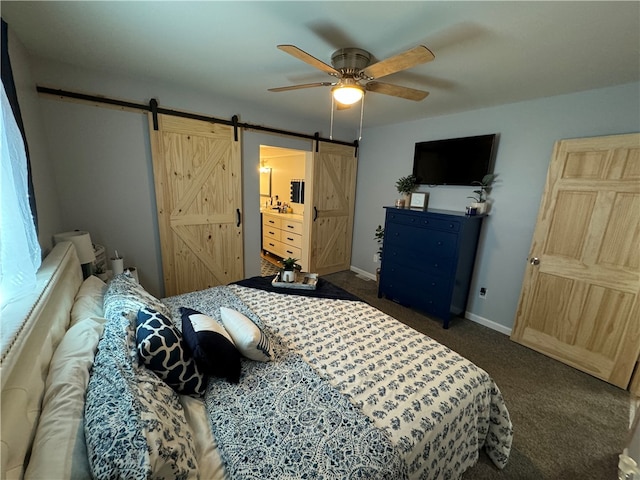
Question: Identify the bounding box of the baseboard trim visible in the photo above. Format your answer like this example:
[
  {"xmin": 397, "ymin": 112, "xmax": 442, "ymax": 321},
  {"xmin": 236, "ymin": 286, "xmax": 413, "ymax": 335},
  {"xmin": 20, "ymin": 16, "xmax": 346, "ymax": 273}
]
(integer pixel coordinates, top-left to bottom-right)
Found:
[
  {"xmin": 349, "ymin": 265, "xmax": 376, "ymax": 281},
  {"xmin": 465, "ymin": 311, "xmax": 512, "ymax": 336}
]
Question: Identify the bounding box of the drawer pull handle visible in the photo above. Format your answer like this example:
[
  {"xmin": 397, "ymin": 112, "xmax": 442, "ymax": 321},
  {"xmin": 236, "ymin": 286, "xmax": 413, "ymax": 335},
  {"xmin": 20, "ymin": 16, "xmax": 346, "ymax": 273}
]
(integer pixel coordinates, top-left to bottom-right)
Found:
[
  {"xmin": 269, "ymin": 243, "xmax": 275, "ymax": 247},
  {"xmin": 269, "ymin": 231, "xmax": 275, "ymax": 235},
  {"xmin": 287, "ymin": 237, "xmax": 294, "ymax": 241},
  {"xmin": 286, "ymin": 250, "xmax": 293, "ymax": 254},
  {"xmin": 437, "ymin": 241, "xmax": 442, "ymax": 245},
  {"xmin": 411, "ymin": 218, "xmax": 415, "ymax": 222},
  {"xmin": 287, "ymin": 225, "xmax": 294, "ymax": 229},
  {"xmin": 449, "ymin": 224, "xmax": 454, "ymax": 228}
]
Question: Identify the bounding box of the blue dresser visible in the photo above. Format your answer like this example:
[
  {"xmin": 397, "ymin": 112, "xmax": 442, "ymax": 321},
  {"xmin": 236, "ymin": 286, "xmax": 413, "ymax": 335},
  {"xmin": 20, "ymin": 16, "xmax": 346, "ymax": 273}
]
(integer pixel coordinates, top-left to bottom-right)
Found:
[{"xmin": 378, "ymin": 207, "xmax": 484, "ymax": 328}]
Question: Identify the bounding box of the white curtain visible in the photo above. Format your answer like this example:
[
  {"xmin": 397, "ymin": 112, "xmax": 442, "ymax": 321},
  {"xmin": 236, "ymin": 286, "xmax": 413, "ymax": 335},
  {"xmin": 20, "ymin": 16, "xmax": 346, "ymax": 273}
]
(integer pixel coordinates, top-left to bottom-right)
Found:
[{"xmin": 0, "ymin": 82, "xmax": 41, "ymax": 309}]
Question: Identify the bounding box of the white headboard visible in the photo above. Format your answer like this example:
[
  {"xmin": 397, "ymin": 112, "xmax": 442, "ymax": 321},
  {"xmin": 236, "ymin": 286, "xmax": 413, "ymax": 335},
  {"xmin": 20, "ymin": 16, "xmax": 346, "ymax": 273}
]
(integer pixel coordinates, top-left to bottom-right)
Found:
[{"xmin": 0, "ymin": 242, "xmax": 83, "ymax": 479}]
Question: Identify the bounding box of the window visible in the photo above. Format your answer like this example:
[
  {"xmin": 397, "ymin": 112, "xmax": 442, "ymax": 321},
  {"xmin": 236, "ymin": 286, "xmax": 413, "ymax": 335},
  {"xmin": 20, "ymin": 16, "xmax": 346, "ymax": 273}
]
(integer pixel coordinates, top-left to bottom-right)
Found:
[{"xmin": 0, "ymin": 82, "xmax": 41, "ymax": 310}]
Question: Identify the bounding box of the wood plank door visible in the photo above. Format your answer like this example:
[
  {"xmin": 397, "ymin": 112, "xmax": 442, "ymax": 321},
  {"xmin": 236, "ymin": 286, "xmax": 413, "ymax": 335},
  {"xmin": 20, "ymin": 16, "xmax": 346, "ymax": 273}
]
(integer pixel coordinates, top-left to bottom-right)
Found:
[
  {"xmin": 149, "ymin": 114, "xmax": 243, "ymax": 296},
  {"xmin": 511, "ymin": 133, "xmax": 640, "ymax": 388},
  {"xmin": 308, "ymin": 142, "xmax": 358, "ymax": 275}
]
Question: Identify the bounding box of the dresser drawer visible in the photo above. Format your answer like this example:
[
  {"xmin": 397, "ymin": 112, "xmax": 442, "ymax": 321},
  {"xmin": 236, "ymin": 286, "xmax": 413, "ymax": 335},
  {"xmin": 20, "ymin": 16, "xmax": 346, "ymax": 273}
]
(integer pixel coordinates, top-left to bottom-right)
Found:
[
  {"xmin": 282, "ymin": 219, "xmax": 303, "ymax": 235},
  {"xmin": 380, "ymin": 265, "xmax": 451, "ymax": 319},
  {"xmin": 385, "ymin": 224, "xmax": 457, "ymax": 258},
  {"xmin": 262, "ymin": 214, "xmax": 282, "ymax": 229},
  {"xmin": 387, "ymin": 211, "xmax": 461, "ymax": 232},
  {"xmin": 281, "ymin": 231, "xmax": 302, "ymax": 249},
  {"xmin": 385, "ymin": 246, "xmax": 455, "ymax": 278}
]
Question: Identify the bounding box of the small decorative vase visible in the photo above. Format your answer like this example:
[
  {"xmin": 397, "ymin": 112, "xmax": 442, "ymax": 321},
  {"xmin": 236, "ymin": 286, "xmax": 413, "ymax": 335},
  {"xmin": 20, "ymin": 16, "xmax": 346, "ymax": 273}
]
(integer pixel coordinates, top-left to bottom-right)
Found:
[
  {"xmin": 282, "ymin": 270, "xmax": 295, "ymax": 283},
  {"xmin": 395, "ymin": 198, "xmax": 405, "ymax": 208}
]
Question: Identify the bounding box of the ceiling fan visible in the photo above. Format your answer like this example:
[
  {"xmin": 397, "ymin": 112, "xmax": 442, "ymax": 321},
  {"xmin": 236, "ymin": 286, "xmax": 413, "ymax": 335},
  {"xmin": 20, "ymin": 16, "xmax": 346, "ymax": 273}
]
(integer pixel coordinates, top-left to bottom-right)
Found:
[{"xmin": 269, "ymin": 44, "xmax": 435, "ymax": 106}]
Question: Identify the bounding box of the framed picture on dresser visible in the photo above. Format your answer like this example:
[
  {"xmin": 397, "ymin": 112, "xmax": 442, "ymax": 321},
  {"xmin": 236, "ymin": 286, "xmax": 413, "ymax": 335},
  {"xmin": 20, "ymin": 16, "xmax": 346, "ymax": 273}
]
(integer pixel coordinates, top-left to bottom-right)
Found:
[{"xmin": 410, "ymin": 192, "xmax": 428, "ymax": 209}]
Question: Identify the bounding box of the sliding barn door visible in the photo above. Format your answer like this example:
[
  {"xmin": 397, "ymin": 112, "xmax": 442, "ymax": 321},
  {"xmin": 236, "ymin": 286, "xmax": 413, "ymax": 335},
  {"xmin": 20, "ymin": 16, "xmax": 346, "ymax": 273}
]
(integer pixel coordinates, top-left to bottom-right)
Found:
[
  {"xmin": 511, "ymin": 133, "xmax": 640, "ymax": 388},
  {"xmin": 308, "ymin": 142, "xmax": 358, "ymax": 275},
  {"xmin": 149, "ymin": 114, "xmax": 243, "ymax": 296}
]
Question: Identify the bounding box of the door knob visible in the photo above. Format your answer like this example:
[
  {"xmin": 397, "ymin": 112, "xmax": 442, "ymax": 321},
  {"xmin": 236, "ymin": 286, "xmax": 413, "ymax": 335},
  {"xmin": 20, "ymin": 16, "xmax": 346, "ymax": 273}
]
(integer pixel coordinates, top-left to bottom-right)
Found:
[{"xmin": 529, "ymin": 257, "xmax": 540, "ymax": 265}]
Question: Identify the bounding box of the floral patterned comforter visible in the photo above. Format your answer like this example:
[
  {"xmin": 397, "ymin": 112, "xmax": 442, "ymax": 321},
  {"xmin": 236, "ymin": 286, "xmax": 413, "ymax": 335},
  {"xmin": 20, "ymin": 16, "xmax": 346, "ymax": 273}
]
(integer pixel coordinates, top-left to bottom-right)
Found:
[{"xmin": 164, "ymin": 284, "xmax": 513, "ymax": 480}]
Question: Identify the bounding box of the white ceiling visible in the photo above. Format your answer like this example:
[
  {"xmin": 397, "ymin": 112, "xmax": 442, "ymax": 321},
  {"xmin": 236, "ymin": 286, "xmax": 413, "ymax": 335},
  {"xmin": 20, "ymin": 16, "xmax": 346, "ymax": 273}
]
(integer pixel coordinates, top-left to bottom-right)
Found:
[{"xmin": 3, "ymin": 1, "xmax": 639, "ymax": 128}]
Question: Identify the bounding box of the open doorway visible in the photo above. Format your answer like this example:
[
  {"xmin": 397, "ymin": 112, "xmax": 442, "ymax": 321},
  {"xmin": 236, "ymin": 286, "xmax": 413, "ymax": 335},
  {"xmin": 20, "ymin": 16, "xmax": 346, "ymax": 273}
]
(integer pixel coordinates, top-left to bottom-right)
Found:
[{"xmin": 258, "ymin": 145, "xmax": 308, "ymax": 276}]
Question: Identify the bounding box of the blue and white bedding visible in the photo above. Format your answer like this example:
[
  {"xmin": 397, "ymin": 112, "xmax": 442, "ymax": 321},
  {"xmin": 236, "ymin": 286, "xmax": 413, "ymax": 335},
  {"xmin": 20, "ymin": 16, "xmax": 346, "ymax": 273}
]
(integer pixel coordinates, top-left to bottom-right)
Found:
[{"xmin": 85, "ymin": 275, "xmax": 512, "ymax": 479}]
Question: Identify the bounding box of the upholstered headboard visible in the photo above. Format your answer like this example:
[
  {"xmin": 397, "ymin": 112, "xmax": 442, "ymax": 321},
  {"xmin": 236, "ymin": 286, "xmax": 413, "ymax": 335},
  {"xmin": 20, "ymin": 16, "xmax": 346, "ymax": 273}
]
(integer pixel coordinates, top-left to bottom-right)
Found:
[{"xmin": 0, "ymin": 242, "xmax": 83, "ymax": 479}]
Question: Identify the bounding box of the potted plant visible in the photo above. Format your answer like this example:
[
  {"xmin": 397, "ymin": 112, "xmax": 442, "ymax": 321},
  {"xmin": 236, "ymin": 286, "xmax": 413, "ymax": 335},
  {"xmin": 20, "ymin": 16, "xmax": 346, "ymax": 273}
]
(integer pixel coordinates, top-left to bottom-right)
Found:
[
  {"xmin": 395, "ymin": 174, "xmax": 417, "ymax": 207},
  {"xmin": 466, "ymin": 173, "xmax": 497, "ymax": 215},
  {"xmin": 374, "ymin": 225, "xmax": 384, "ymax": 284},
  {"xmin": 280, "ymin": 257, "xmax": 299, "ymax": 283}
]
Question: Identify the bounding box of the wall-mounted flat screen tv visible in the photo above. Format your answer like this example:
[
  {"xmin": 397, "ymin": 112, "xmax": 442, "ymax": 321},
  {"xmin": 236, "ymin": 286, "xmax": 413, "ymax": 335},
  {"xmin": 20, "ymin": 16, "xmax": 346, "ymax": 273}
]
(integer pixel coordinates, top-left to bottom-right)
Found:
[{"xmin": 412, "ymin": 133, "xmax": 498, "ymax": 186}]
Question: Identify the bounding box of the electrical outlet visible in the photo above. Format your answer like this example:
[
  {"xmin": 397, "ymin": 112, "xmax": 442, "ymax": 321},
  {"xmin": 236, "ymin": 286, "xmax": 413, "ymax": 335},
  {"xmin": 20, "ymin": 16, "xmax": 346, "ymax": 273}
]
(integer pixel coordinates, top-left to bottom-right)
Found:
[
  {"xmin": 479, "ymin": 287, "xmax": 487, "ymax": 299},
  {"xmin": 373, "ymin": 252, "xmax": 380, "ymax": 263}
]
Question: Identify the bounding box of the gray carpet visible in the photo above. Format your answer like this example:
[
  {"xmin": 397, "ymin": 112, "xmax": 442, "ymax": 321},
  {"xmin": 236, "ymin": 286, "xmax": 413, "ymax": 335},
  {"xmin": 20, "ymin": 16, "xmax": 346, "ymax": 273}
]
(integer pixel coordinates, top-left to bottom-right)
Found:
[{"xmin": 322, "ymin": 270, "xmax": 629, "ymax": 479}]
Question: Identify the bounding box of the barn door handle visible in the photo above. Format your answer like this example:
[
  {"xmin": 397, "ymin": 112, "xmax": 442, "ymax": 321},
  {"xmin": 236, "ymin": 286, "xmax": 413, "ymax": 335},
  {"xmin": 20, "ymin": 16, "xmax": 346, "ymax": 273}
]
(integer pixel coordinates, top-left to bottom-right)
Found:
[
  {"xmin": 313, "ymin": 206, "xmax": 318, "ymax": 222},
  {"xmin": 236, "ymin": 209, "xmax": 241, "ymax": 227},
  {"xmin": 529, "ymin": 257, "xmax": 540, "ymax": 266}
]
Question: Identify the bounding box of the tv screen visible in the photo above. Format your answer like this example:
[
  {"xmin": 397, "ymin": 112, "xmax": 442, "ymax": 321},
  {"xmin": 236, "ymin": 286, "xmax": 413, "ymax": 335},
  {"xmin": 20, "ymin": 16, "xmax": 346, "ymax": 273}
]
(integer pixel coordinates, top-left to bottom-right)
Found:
[{"xmin": 412, "ymin": 134, "xmax": 498, "ymax": 186}]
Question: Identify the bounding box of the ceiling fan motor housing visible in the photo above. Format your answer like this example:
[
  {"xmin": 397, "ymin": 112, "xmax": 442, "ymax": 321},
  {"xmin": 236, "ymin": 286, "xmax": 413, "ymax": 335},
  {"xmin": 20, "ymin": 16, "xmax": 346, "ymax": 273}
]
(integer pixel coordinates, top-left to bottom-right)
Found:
[{"xmin": 331, "ymin": 48, "xmax": 372, "ymax": 77}]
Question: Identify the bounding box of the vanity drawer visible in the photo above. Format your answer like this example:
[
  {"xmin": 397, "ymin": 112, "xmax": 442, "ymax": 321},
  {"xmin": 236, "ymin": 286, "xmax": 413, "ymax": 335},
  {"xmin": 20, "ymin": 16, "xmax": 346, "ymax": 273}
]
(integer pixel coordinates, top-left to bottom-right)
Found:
[
  {"xmin": 281, "ymin": 231, "xmax": 302, "ymax": 249},
  {"xmin": 263, "ymin": 238, "xmax": 283, "ymax": 257},
  {"xmin": 282, "ymin": 219, "xmax": 303, "ymax": 235},
  {"xmin": 280, "ymin": 243, "xmax": 301, "ymax": 259},
  {"xmin": 262, "ymin": 214, "xmax": 282, "ymax": 229},
  {"xmin": 263, "ymin": 226, "xmax": 280, "ymax": 242}
]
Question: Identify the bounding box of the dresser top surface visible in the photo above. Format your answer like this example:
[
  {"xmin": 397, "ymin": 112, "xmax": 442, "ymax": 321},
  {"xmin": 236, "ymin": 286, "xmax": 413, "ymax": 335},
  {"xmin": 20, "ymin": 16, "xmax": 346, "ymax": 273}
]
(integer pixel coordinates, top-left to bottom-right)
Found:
[{"xmin": 384, "ymin": 206, "xmax": 485, "ymax": 219}]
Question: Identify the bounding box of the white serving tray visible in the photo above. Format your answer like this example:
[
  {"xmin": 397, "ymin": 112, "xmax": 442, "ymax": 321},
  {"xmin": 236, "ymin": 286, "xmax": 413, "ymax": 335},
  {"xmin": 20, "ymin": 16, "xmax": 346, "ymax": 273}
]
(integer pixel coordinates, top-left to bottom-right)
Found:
[{"xmin": 271, "ymin": 272, "xmax": 318, "ymax": 290}]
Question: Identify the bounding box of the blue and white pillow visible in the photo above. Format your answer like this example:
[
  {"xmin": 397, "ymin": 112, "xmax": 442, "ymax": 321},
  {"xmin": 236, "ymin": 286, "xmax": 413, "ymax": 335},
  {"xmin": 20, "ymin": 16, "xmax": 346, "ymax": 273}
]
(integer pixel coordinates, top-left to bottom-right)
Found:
[
  {"xmin": 219, "ymin": 306, "xmax": 274, "ymax": 362},
  {"xmin": 136, "ymin": 306, "xmax": 205, "ymax": 396},
  {"xmin": 180, "ymin": 307, "xmax": 242, "ymax": 383}
]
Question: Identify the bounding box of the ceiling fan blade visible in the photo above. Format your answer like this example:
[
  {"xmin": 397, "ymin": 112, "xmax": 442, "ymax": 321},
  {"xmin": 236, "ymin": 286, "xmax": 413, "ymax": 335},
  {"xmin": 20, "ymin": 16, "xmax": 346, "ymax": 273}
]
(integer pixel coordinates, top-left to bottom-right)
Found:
[
  {"xmin": 363, "ymin": 45, "xmax": 435, "ymax": 80},
  {"xmin": 365, "ymin": 81, "xmax": 429, "ymax": 101},
  {"xmin": 268, "ymin": 82, "xmax": 334, "ymax": 92},
  {"xmin": 277, "ymin": 45, "xmax": 339, "ymax": 75}
]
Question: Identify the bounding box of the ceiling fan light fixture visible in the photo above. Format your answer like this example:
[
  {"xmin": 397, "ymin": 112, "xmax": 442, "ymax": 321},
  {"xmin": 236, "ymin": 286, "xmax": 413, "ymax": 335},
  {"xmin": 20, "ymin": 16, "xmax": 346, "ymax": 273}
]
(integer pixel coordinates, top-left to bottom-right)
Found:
[{"xmin": 332, "ymin": 84, "xmax": 364, "ymax": 105}]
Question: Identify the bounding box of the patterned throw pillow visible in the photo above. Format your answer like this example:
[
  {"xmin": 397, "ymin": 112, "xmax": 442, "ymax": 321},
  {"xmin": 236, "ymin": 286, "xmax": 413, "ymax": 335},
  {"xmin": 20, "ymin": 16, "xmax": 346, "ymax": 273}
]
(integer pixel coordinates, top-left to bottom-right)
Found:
[
  {"xmin": 180, "ymin": 307, "xmax": 242, "ymax": 383},
  {"xmin": 136, "ymin": 306, "xmax": 206, "ymax": 396},
  {"xmin": 219, "ymin": 306, "xmax": 274, "ymax": 362}
]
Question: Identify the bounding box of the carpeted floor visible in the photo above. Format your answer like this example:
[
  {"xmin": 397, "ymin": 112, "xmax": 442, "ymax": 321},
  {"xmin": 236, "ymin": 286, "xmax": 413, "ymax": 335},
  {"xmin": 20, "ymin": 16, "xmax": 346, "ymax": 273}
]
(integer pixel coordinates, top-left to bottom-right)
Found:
[{"xmin": 322, "ymin": 269, "xmax": 630, "ymax": 480}]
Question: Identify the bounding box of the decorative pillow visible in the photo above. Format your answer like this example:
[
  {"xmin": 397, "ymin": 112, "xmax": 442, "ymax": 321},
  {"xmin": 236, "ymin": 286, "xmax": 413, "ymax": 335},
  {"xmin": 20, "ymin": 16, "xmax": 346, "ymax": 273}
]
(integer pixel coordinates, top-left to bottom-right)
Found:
[
  {"xmin": 180, "ymin": 307, "xmax": 242, "ymax": 383},
  {"xmin": 136, "ymin": 306, "xmax": 206, "ymax": 396},
  {"xmin": 219, "ymin": 306, "xmax": 274, "ymax": 362}
]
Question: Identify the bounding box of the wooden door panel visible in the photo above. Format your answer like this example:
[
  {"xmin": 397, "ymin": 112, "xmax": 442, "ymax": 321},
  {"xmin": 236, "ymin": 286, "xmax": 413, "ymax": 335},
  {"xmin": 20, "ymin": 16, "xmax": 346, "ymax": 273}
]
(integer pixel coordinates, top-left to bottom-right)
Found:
[
  {"xmin": 150, "ymin": 114, "xmax": 243, "ymax": 296},
  {"xmin": 310, "ymin": 142, "xmax": 357, "ymax": 275},
  {"xmin": 512, "ymin": 133, "xmax": 640, "ymax": 389}
]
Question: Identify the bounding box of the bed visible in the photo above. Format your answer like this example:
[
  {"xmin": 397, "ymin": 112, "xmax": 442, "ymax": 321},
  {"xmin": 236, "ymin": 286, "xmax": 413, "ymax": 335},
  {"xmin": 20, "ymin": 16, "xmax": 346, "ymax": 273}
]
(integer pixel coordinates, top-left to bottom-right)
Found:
[{"xmin": 1, "ymin": 242, "xmax": 512, "ymax": 479}]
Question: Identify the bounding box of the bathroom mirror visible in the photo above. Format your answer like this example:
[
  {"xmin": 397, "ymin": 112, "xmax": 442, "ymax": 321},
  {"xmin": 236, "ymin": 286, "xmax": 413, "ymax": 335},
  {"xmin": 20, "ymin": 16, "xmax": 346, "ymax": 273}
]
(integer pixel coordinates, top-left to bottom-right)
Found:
[{"xmin": 260, "ymin": 168, "xmax": 271, "ymax": 196}]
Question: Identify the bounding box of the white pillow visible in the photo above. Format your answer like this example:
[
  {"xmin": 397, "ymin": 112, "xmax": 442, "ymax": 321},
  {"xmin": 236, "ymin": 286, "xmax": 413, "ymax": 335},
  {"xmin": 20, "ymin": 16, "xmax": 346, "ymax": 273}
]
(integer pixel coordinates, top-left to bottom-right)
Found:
[
  {"xmin": 70, "ymin": 275, "xmax": 107, "ymax": 326},
  {"xmin": 25, "ymin": 316, "xmax": 105, "ymax": 479},
  {"xmin": 219, "ymin": 307, "xmax": 274, "ymax": 362}
]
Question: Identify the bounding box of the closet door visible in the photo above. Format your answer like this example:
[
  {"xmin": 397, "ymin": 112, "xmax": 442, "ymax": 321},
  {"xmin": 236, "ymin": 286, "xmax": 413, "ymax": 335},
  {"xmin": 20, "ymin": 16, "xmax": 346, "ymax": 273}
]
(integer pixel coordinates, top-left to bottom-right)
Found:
[
  {"xmin": 512, "ymin": 133, "xmax": 640, "ymax": 388},
  {"xmin": 149, "ymin": 114, "xmax": 243, "ymax": 296},
  {"xmin": 309, "ymin": 142, "xmax": 358, "ymax": 275}
]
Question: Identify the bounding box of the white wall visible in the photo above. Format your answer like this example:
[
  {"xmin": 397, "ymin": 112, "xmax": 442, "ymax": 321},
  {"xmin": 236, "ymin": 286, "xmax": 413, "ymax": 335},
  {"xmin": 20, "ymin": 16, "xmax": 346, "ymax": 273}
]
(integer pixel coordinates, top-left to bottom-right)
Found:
[
  {"xmin": 26, "ymin": 57, "xmax": 352, "ymax": 297},
  {"xmin": 353, "ymin": 82, "xmax": 640, "ymax": 332}
]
